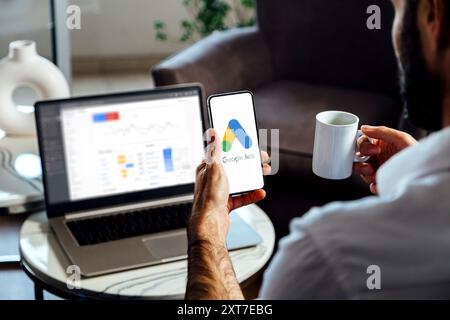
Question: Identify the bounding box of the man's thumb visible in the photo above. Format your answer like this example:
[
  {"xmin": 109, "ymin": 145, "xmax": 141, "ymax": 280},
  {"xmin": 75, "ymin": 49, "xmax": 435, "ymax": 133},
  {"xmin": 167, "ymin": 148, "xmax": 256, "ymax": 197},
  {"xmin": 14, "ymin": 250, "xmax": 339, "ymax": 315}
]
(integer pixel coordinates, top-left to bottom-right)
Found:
[{"xmin": 204, "ymin": 128, "xmax": 222, "ymax": 164}]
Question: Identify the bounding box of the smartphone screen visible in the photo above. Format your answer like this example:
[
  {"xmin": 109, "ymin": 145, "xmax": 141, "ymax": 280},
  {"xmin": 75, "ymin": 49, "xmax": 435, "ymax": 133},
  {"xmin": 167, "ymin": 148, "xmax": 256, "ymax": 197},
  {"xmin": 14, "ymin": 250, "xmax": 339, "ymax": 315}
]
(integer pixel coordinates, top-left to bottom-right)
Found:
[{"xmin": 208, "ymin": 91, "xmax": 264, "ymax": 195}]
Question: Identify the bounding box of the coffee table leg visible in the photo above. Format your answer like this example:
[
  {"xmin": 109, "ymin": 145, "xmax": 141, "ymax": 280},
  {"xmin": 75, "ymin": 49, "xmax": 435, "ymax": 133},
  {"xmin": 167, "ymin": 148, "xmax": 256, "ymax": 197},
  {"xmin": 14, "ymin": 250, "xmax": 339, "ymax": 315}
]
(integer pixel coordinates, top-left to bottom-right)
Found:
[{"xmin": 34, "ymin": 283, "xmax": 44, "ymax": 300}]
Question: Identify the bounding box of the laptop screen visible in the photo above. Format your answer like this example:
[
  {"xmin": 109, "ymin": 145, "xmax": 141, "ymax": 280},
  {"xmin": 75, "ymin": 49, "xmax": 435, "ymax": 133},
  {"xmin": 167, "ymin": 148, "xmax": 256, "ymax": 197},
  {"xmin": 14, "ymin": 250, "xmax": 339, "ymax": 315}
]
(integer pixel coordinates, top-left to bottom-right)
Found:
[{"xmin": 36, "ymin": 86, "xmax": 205, "ymax": 215}]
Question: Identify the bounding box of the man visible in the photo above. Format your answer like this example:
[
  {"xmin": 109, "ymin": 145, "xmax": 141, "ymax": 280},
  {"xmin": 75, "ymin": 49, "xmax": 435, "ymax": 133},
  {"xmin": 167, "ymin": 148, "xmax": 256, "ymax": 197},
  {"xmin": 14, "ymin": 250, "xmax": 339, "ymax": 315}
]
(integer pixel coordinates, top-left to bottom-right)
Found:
[{"xmin": 186, "ymin": 0, "xmax": 450, "ymax": 299}]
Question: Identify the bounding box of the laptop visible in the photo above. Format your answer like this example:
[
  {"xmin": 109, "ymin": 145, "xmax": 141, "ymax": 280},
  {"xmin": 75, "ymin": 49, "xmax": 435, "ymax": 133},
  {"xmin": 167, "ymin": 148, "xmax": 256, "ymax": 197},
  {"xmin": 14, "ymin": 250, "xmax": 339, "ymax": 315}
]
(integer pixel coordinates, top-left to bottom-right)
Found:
[{"xmin": 35, "ymin": 85, "xmax": 262, "ymax": 277}]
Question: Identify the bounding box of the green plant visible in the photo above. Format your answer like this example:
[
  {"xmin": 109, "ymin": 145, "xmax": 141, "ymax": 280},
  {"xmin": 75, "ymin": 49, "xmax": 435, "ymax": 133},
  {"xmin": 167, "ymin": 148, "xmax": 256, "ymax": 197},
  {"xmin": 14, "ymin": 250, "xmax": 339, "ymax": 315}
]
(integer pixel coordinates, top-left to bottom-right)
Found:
[{"xmin": 154, "ymin": 0, "xmax": 256, "ymax": 43}]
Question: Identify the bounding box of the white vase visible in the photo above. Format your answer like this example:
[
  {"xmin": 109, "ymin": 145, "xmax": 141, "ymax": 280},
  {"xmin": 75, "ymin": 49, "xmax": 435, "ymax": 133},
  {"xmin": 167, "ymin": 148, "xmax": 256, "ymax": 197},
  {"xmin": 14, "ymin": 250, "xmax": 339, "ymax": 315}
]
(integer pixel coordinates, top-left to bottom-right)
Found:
[{"xmin": 0, "ymin": 41, "xmax": 70, "ymax": 136}]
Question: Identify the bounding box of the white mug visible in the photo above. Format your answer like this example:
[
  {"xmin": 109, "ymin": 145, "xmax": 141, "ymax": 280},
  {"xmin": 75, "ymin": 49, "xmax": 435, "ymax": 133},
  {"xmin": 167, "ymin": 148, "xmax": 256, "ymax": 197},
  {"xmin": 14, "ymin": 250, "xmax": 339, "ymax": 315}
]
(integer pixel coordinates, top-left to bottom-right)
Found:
[{"xmin": 312, "ymin": 111, "xmax": 369, "ymax": 180}]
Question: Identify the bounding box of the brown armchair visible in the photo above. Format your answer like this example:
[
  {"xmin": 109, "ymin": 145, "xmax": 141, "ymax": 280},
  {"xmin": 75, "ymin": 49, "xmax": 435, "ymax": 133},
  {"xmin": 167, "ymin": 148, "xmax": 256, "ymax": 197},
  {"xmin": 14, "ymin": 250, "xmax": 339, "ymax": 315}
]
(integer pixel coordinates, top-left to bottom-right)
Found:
[{"xmin": 152, "ymin": 0, "xmax": 403, "ymax": 233}]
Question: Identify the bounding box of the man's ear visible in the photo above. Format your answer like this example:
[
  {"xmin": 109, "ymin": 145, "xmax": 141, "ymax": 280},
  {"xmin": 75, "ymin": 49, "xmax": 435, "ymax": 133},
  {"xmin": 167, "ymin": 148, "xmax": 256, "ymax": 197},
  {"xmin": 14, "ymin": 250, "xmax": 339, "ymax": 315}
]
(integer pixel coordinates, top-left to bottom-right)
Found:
[{"xmin": 422, "ymin": 0, "xmax": 447, "ymax": 51}]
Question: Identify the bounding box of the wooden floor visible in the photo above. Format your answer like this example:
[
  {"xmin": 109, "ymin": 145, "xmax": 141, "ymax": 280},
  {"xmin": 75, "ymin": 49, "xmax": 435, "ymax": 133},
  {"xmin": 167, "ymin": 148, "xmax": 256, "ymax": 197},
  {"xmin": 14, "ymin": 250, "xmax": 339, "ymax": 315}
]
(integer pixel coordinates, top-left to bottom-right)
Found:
[{"xmin": 0, "ymin": 214, "xmax": 53, "ymax": 299}]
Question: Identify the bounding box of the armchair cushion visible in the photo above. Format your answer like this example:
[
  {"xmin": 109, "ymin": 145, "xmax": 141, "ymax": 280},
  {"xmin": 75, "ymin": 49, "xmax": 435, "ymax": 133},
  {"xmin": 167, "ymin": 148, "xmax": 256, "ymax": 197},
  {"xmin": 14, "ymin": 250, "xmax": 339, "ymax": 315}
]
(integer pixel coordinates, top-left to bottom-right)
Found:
[
  {"xmin": 152, "ymin": 27, "xmax": 273, "ymax": 98},
  {"xmin": 257, "ymin": 0, "xmax": 398, "ymax": 96}
]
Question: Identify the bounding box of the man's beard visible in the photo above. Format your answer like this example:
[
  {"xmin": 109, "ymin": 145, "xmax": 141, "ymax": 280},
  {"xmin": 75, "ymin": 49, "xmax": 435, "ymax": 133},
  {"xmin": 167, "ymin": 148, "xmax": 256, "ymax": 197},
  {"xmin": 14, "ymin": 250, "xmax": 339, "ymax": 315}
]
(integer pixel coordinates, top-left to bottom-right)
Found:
[{"xmin": 399, "ymin": 0, "xmax": 443, "ymax": 131}]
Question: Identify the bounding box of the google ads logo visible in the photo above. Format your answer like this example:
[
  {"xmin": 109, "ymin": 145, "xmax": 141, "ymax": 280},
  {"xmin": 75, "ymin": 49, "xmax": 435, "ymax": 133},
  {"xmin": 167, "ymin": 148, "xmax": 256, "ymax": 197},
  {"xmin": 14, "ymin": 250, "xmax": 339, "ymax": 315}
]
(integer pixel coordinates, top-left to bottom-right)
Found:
[{"xmin": 222, "ymin": 119, "xmax": 253, "ymax": 152}]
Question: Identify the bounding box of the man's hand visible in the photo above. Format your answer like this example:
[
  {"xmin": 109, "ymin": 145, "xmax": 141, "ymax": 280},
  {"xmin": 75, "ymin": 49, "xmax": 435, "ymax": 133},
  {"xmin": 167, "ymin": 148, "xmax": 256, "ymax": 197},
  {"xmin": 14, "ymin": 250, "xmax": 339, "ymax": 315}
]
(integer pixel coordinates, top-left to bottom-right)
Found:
[
  {"xmin": 189, "ymin": 129, "xmax": 270, "ymax": 245},
  {"xmin": 354, "ymin": 125, "xmax": 417, "ymax": 194},
  {"xmin": 186, "ymin": 129, "xmax": 271, "ymax": 300}
]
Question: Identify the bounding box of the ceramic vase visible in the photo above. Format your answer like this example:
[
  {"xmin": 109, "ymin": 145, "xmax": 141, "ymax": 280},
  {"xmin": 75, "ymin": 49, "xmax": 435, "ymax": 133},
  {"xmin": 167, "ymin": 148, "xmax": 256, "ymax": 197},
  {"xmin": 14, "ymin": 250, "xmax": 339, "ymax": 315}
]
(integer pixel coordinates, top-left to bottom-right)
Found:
[{"xmin": 0, "ymin": 40, "xmax": 70, "ymax": 136}]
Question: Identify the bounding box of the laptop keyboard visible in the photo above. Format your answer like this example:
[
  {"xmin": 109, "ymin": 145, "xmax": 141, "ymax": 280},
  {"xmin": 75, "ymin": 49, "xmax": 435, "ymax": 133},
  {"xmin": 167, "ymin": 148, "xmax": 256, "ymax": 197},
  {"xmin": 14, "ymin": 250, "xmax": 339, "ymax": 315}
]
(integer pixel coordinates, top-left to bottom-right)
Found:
[{"xmin": 66, "ymin": 202, "xmax": 193, "ymax": 246}]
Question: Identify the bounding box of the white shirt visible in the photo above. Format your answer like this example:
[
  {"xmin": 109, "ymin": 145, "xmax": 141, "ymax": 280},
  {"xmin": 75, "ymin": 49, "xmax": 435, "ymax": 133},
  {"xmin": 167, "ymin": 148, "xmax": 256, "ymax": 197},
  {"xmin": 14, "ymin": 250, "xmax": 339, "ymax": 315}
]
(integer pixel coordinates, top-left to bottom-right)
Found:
[{"xmin": 259, "ymin": 127, "xmax": 450, "ymax": 299}]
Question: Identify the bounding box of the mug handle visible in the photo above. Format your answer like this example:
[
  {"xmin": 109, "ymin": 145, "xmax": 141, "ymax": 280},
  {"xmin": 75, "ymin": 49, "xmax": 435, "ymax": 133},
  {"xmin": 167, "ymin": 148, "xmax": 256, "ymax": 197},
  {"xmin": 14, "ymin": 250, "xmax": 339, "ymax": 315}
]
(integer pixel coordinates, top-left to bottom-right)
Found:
[{"xmin": 354, "ymin": 130, "xmax": 372, "ymax": 163}]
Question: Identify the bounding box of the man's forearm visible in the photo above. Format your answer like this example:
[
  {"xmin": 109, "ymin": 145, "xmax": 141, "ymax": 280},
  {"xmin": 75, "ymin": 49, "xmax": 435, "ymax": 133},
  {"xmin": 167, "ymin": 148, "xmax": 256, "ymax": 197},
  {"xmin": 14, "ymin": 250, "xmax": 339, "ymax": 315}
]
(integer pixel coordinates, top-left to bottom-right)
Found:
[{"xmin": 186, "ymin": 239, "xmax": 244, "ymax": 300}]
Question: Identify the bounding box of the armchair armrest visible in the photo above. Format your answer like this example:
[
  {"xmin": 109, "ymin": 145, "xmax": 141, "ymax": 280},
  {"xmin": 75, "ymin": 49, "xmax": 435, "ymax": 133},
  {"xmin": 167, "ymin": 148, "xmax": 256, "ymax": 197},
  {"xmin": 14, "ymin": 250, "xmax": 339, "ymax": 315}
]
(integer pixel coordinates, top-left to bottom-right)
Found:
[{"xmin": 152, "ymin": 27, "xmax": 273, "ymax": 97}]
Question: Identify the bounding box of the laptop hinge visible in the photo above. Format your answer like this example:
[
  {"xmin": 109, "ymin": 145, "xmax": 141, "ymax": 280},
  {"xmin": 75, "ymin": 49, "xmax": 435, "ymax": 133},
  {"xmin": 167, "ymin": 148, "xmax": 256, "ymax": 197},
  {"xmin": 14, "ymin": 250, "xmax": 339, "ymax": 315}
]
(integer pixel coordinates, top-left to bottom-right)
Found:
[{"xmin": 64, "ymin": 194, "xmax": 194, "ymax": 220}]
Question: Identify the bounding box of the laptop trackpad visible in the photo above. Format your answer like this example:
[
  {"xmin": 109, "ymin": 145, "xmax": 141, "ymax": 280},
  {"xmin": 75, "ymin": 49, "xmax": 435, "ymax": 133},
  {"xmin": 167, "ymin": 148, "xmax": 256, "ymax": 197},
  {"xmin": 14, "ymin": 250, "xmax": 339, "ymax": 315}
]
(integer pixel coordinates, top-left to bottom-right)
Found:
[{"xmin": 142, "ymin": 232, "xmax": 187, "ymax": 260}]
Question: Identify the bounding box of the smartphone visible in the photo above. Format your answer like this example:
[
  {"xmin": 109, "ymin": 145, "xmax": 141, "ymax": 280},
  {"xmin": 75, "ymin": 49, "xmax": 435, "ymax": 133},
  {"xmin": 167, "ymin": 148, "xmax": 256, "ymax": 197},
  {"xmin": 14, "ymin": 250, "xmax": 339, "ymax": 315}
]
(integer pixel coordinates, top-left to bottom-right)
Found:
[{"xmin": 208, "ymin": 91, "xmax": 264, "ymax": 195}]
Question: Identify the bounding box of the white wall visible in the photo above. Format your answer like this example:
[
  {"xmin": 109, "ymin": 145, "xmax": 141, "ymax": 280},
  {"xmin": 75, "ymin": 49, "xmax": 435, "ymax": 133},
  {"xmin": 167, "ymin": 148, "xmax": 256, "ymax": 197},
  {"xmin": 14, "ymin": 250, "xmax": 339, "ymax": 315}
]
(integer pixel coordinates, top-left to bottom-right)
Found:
[
  {"xmin": 0, "ymin": 0, "xmax": 52, "ymax": 58},
  {"xmin": 0, "ymin": 0, "xmax": 189, "ymax": 59},
  {"xmin": 69, "ymin": 0, "xmax": 190, "ymax": 57}
]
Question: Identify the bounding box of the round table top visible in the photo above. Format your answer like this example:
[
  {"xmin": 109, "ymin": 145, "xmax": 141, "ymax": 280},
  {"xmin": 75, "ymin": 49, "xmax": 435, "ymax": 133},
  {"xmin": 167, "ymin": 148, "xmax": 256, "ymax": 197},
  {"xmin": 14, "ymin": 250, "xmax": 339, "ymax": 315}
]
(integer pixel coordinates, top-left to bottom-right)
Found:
[{"xmin": 19, "ymin": 204, "xmax": 275, "ymax": 299}]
